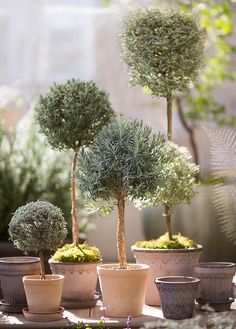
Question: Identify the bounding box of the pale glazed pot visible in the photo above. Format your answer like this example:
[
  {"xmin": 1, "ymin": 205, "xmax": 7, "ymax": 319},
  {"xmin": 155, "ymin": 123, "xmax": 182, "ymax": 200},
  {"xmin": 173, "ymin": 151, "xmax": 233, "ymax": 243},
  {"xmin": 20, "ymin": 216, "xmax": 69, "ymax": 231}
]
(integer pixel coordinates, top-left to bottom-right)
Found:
[
  {"xmin": 155, "ymin": 276, "xmax": 200, "ymax": 320},
  {"xmin": 97, "ymin": 263, "xmax": 149, "ymax": 317},
  {"xmin": 0, "ymin": 257, "xmax": 40, "ymax": 305},
  {"xmin": 49, "ymin": 260, "xmax": 101, "ymax": 301},
  {"xmin": 194, "ymin": 262, "xmax": 236, "ymax": 302},
  {"xmin": 23, "ymin": 274, "xmax": 64, "ymax": 313},
  {"xmin": 132, "ymin": 245, "xmax": 202, "ymax": 306}
]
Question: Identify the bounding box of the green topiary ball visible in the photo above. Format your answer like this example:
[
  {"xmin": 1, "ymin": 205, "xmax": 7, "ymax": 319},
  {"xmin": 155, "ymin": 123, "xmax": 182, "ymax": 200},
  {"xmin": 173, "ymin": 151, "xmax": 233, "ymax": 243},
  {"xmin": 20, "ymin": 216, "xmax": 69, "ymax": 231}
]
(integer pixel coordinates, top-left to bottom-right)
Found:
[
  {"xmin": 121, "ymin": 8, "xmax": 205, "ymax": 97},
  {"xmin": 9, "ymin": 201, "xmax": 67, "ymax": 253},
  {"xmin": 35, "ymin": 79, "xmax": 114, "ymax": 151}
]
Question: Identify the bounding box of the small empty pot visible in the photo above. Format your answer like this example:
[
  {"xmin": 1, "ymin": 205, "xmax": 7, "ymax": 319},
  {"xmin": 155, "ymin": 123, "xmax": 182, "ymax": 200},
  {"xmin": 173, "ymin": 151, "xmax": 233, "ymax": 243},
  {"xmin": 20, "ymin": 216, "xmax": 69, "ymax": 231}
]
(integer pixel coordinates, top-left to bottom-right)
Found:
[
  {"xmin": 155, "ymin": 276, "xmax": 200, "ymax": 320},
  {"xmin": 194, "ymin": 262, "xmax": 236, "ymax": 303}
]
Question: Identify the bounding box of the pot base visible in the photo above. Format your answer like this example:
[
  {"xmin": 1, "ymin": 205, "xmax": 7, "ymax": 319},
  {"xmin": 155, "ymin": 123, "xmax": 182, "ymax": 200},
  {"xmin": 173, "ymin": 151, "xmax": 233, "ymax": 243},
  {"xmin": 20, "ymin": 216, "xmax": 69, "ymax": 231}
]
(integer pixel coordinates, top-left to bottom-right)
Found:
[
  {"xmin": 61, "ymin": 295, "xmax": 99, "ymax": 309},
  {"xmin": 22, "ymin": 307, "xmax": 64, "ymax": 322},
  {"xmin": 0, "ymin": 299, "xmax": 26, "ymax": 313},
  {"xmin": 197, "ymin": 297, "xmax": 234, "ymax": 312}
]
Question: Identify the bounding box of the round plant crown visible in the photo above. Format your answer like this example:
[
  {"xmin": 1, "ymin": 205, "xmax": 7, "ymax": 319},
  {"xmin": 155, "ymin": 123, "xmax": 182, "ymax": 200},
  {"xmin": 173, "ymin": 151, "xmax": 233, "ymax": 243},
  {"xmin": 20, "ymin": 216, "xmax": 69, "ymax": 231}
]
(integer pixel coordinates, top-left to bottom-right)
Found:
[
  {"xmin": 9, "ymin": 201, "xmax": 67, "ymax": 253},
  {"xmin": 35, "ymin": 79, "xmax": 114, "ymax": 151},
  {"xmin": 78, "ymin": 117, "xmax": 169, "ymax": 202},
  {"xmin": 121, "ymin": 8, "xmax": 205, "ymax": 97}
]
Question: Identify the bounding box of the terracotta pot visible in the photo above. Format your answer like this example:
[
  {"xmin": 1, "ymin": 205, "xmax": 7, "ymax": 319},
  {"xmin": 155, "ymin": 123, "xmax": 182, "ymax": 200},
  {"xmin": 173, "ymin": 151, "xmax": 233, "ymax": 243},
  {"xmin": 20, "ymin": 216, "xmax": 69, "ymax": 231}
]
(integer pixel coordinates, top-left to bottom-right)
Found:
[
  {"xmin": 23, "ymin": 274, "xmax": 64, "ymax": 313},
  {"xmin": 132, "ymin": 245, "xmax": 202, "ymax": 306},
  {"xmin": 97, "ymin": 263, "xmax": 149, "ymax": 317},
  {"xmin": 155, "ymin": 276, "xmax": 200, "ymax": 320},
  {"xmin": 194, "ymin": 262, "xmax": 236, "ymax": 302},
  {"xmin": 0, "ymin": 257, "xmax": 40, "ymax": 305},
  {"xmin": 49, "ymin": 260, "xmax": 100, "ymax": 302}
]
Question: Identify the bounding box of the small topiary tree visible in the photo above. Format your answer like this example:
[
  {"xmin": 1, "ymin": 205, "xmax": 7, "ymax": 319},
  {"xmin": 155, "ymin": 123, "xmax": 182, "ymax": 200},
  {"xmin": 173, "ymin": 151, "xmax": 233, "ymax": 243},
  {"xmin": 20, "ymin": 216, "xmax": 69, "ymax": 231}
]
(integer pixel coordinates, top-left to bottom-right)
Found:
[
  {"xmin": 78, "ymin": 118, "xmax": 168, "ymax": 269},
  {"xmin": 35, "ymin": 79, "xmax": 114, "ymax": 245},
  {"xmin": 135, "ymin": 142, "xmax": 199, "ymax": 243},
  {"xmin": 121, "ymin": 8, "xmax": 204, "ymax": 238},
  {"xmin": 9, "ymin": 201, "xmax": 67, "ymax": 279}
]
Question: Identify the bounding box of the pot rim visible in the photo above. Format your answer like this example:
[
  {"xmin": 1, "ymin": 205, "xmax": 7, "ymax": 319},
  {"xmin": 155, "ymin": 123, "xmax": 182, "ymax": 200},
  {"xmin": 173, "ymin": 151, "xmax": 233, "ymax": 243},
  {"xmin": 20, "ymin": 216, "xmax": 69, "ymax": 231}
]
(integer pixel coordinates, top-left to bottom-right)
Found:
[
  {"xmin": 97, "ymin": 263, "xmax": 149, "ymax": 271},
  {"xmin": 155, "ymin": 276, "xmax": 200, "ymax": 284},
  {"xmin": 0, "ymin": 256, "xmax": 40, "ymax": 264},
  {"xmin": 131, "ymin": 244, "xmax": 203, "ymax": 253},
  {"xmin": 23, "ymin": 274, "xmax": 64, "ymax": 281},
  {"xmin": 194, "ymin": 262, "xmax": 236, "ymax": 269},
  {"xmin": 48, "ymin": 258, "xmax": 102, "ymax": 265}
]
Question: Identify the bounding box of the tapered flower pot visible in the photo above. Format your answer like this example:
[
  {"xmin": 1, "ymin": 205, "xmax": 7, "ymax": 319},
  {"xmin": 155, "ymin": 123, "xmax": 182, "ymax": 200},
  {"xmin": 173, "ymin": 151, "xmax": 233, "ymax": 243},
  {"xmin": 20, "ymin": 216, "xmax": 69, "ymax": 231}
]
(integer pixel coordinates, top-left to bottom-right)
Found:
[
  {"xmin": 194, "ymin": 262, "xmax": 236, "ymax": 302},
  {"xmin": 0, "ymin": 257, "xmax": 40, "ymax": 306},
  {"xmin": 97, "ymin": 264, "xmax": 149, "ymax": 317},
  {"xmin": 49, "ymin": 260, "xmax": 101, "ymax": 307},
  {"xmin": 23, "ymin": 274, "xmax": 64, "ymax": 313},
  {"xmin": 155, "ymin": 276, "xmax": 200, "ymax": 320},
  {"xmin": 132, "ymin": 245, "xmax": 202, "ymax": 306}
]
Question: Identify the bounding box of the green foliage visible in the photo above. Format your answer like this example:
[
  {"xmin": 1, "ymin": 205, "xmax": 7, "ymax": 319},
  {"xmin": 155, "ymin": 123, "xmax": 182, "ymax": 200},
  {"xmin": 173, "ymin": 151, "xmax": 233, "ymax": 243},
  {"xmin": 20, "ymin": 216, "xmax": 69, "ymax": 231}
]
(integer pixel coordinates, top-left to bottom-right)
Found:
[
  {"xmin": 35, "ymin": 79, "xmax": 114, "ymax": 151},
  {"xmin": 135, "ymin": 233, "xmax": 197, "ymax": 249},
  {"xmin": 121, "ymin": 8, "xmax": 205, "ymax": 97},
  {"xmin": 9, "ymin": 201, "xmax": 67, "ymax": 253},
  {"xmin": 77, "ymin": 118, "xmax": 168, "ymax": 202},
  {"xmin": 52, "ymin": 243, "xmax": 101, "ymax": 263},
  {"xmin": 63, "ymin": 320, "xmax": 107, "ymax": 329},
  {"xmin": 135, "ymin": 142, "xmax": 199, "ymax": 213}
]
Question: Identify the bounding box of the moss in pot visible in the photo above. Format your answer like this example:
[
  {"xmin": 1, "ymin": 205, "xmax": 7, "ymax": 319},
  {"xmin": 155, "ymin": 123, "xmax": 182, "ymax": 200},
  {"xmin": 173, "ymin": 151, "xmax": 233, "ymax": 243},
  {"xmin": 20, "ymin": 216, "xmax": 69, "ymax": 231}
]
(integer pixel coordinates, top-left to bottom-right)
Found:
[
  {"xmin": 8, "ymin": 201, "xmax": 67, "ymax": 319},
  {"xmin": 35, "ymin": 79, "xmax": 114, "ymax": 306},
  {"xmin": 78, "ymin": 117, "xmax": 169, "ymax": 317}
]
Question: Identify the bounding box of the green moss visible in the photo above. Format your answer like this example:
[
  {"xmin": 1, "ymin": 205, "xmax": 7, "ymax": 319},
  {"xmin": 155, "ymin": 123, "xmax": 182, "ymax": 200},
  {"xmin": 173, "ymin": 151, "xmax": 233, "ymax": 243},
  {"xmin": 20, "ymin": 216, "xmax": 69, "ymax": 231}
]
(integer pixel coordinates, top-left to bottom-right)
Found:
[
  {"xmin": 135, "ymin": 233, "xmax": 197, "ymax": 249},
  {"xmin": 52, "ymin": 243, "xmax": 101, "ymax": 263}
]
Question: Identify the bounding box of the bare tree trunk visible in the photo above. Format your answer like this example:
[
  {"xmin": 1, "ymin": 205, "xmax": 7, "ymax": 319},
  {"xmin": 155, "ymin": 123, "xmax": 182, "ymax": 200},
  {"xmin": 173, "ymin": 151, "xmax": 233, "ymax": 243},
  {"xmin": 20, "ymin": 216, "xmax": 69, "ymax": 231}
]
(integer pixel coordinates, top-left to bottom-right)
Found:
[
  {"xmin": 164, "ymin": 205, "xmax": 172, "ymax": 240},
  {"xmin": 71, "ymin": 148, "xmax": 79, "ymax": 245},
  {"xmin": 39, "ymin": 250, "xmax": 45, "ymax": 280},
  {"xmin": 117, "ymin": 194, "xmax": 127, "ymax": 269}
]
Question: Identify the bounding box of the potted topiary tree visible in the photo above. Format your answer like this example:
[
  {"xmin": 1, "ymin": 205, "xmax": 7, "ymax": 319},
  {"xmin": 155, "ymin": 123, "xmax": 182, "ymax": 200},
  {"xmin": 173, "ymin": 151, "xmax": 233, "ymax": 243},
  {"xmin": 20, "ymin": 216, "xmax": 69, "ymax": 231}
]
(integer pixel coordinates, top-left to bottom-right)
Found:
[
  {"xmin": 78, "ymin": 117, "xmax": 169, "ymax": 317},
  {"xmin": 8, "ymin": 201, "xmax": 67, "ymax": 321},
  {"xmin": 35, "ymin": 79, "xmax": 114, "ymax": 307},
  {"xmin": 121, "ymin": 8, "xmax": 205, "ymax": 306}
]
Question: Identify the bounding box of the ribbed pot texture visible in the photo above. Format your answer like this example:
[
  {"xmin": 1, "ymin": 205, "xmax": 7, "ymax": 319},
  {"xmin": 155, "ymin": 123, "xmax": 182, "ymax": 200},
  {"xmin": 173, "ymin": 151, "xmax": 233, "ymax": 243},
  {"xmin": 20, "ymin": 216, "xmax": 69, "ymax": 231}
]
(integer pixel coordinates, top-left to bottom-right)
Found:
[
  {"xmin": 23, "ymin": 274, "xmax": 64, "ymax": 313},
  {"xmin": 49, "ymin": 260, "xmax": 101, "ymax": 301},
  {"xmin": 155, "ymin": 276, "xmax": 200, "ymax": 320},
  {"xmin": 132, "ymin": 245, "xmax": 202, "ymax": 306},
  {"xmin": 194, "ymin": 262, "xmax": 236, "ymax": 302},
  {"xmin": 97, "ymin": 264, "xmax": 149, "ymax": 317},
  {"xmin": 0, "ymin": 257, "xmax": 40, "ymax": 305}
]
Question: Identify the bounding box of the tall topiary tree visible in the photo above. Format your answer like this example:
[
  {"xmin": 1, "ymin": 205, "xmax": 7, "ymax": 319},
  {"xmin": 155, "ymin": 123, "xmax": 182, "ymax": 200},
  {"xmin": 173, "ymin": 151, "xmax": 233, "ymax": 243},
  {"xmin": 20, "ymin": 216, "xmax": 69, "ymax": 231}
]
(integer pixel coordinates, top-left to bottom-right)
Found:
[
  {"xmin": 9, "ymin": 201, "xmax": 67, "ymax": 279},
  {"xmin": 121, "ymin": 8, "xmax": 204, "ymax": 238},
  {"xmin": 35, "ymin": 79, "xmax": 114, "ymax": 245},
  {"xmin": 78, "ymin": 118, "xmax": 168, "ymax": 268}
]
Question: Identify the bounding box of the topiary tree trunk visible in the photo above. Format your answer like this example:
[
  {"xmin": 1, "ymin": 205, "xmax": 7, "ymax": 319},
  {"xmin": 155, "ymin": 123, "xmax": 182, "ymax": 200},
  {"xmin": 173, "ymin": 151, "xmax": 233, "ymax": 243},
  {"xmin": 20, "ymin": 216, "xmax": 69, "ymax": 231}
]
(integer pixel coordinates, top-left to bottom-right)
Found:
[
  {"xmin": 71, "ymin": 148, "xmax": 79, "ymax": 245},
  {"xmin": 117, "ymin": 193, "xmax": 127, "ymax": 269},
  {"xmin": 39, "ymin": 250, "xmax": 46, "ymax": 280}
]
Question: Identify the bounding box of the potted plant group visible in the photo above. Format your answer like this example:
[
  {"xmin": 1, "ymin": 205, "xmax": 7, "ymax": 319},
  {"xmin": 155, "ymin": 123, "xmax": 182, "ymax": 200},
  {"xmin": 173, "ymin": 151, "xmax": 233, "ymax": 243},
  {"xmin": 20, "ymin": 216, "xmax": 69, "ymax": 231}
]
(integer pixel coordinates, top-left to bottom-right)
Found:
[
  {"xmin": 35, "ymin": 79, "xmax": 114, "ymax": 307},
  {"xmin": 78, "ymin": 117, "xmax": 169, "ymax": 317},
  {"xmin": 121, "ymin": 8, "xmax": 205, "ymax": 306},
  {"xmin": 8, "ymin": 201, "xmax": 67, "ymax": 321}
]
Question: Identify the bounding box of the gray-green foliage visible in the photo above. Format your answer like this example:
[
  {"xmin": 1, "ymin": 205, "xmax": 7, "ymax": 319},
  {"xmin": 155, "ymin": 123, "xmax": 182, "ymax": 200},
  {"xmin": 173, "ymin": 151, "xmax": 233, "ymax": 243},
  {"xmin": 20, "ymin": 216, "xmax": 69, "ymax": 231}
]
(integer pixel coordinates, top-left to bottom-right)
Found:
[
  {"xmin": 35, "ymin": 79, "xmax": 114, "ymax": 151},
  {"xmin": 135, "ymin": 142, "xmax": 199, "ymax": 213},
  {"xmin": 78, "ymin": 118, "xmax": 168, "ymax": 202},
  {"xmin": 9, "ymin": 201, "xmax": 67, "ymax": 253},
  {"xmin": 121, "ymin": 8, "xmax": 205, "ymax": 97}
]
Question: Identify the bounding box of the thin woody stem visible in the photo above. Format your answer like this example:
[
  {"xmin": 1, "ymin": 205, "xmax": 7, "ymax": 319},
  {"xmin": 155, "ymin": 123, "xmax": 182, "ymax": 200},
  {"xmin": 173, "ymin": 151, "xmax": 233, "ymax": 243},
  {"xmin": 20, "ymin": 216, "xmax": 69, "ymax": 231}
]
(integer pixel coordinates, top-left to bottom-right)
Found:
[
  {"xmin": 39, "ymin": 250, "xmax": 45, "ymax": 280},
  {"xmin": 117, "ymin": 194, "xmax": 127, "ymax": 269},
  {"xmin": 164, "ymin": 205, "xmax": 173, "ymax": 241},
  {"xmin": 71, "ymin": 148, "xmax": 79, "ymax": 245}
]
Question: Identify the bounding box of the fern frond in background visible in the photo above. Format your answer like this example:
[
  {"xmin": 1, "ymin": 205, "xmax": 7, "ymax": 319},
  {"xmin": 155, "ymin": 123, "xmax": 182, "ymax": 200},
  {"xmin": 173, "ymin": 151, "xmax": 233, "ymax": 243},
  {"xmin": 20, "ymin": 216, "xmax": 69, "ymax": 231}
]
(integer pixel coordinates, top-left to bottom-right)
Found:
[{"xmin": 208, "ymin": 127, "xmax": 236, "ymax": 244}]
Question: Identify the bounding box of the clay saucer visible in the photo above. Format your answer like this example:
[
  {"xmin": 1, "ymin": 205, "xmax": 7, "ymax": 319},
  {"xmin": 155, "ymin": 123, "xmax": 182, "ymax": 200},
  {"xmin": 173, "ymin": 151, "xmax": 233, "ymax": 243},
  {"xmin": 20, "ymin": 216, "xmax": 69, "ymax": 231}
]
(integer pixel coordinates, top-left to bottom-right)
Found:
[
  {"xmin": 197, "ymin": 297, "xmax": 234, "ymax": 312},
  {"xmin": 61, "ymin": 294, "xmax": 99, "ymax": 309},
  {"xmin": 22, "ymin": 307, "xmax": 64, "ymax": 322}
]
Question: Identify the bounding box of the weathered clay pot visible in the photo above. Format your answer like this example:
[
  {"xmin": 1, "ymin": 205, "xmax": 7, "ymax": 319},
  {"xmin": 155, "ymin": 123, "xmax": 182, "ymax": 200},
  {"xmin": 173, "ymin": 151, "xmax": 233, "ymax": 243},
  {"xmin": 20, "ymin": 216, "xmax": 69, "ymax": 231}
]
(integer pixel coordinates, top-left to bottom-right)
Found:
[
  {"xmin": 0, "ymin": 257, "xmax": 40, "ymax": 305},
  {"xmin": 132, "ymin": 245, "xmax": 202, "ymax": 306},
  {"xmin": 49, "ymin": 260, "xmax": 101, "ymax": 302},
  {"xmin": 155, "ymin": 276, "xmax": 200, "ymax": 320},
  {"xmin": 23, "ymin": 274, "xmax": 64, "ymax": 313},
  {"xmin": 194, "ymin": 262, "xmax": 236, "ymax": 302},
  {"xmin": 97, "ymin": 263, "xmax": 149, "ymax": 317}
]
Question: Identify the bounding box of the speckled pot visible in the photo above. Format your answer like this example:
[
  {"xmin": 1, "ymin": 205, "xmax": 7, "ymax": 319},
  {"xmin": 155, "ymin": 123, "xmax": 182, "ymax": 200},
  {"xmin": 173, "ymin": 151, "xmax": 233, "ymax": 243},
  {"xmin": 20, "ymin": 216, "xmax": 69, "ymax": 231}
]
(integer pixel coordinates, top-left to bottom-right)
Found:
[
  {"xmin": 132, "ymin": 245, "xmax": 202, "ymax": 306},
  {"xmin": 155, "ymin": 276, "xmax": 200, "ymax": 320},
  {"xmin": 194, "ymin": 262, "xmax": 236, "ymax": 302}
]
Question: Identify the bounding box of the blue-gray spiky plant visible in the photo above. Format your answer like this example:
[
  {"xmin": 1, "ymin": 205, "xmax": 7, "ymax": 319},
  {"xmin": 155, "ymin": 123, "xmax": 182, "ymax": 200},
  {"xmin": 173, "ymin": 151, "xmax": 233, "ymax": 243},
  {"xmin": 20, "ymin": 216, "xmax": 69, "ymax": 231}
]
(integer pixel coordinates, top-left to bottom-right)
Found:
[
  {"xmin": 35, "ymin": 79, "xmax": 114, "ymax": 245},
  {"xmin": 9, "ymin": 201, "xmax": 67, "ymax": 279},
  {"xmin": 77, "ymin": 118, "xmax": 168, "ymax": 268}
]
